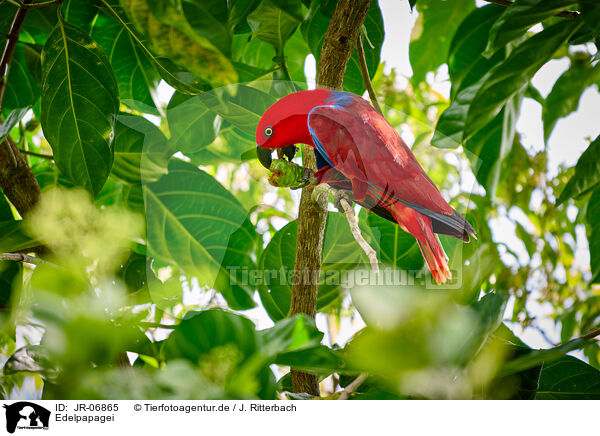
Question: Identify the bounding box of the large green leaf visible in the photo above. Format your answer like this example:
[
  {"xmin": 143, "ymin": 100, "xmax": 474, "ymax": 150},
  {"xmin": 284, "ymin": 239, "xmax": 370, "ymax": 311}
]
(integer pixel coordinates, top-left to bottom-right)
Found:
[
  {"xmin": 162, "ymin": 309, "xmax": 274, "ymax": 398},
  {"xmin": 247, "ymin": 0, "xmax": 302, "ymax": 51},
  {"xmin": 485, "ymin": 0, "xmax": 577, "ymax": 55},
  {"xmin": 409, "ymin": 0, "xmax": 475, "ymax": 84},
  {"xmin": 557, "ymin": 135, "xmax": 600, "ymax": 204},
  {"xmin": 434, "ymin": 19, "xmax": 580, "ymax": 149},
  {"xmin": 123, "ymin": 0, "xmax": 237, "ymax": 87},
  {"xmin": 90, "ymin": 11, "xmax": 159, "ymax": 114},
  {"xmin": 144, "ymin": 160, "xmax": 257, "ymax": 309},
  {"xmin": 465, "ymin": 19, "xmax": 582, "ymax": 139},
  {"xmin": 465, "ymin": 89, "xmax": 523, "ymax": 197},
  {"xmin": 543, "ymin": 56, "xmax": 600, "ymax": 141},
  {"xmin": 100, "ymin": 0, "xmax": 205, "ymax": 95},
  {"xmin": 258, "ymin": 213, "xmax": 366, "ymax": 322},
  {"xmin": 447, "ymin": 5, "xmax": 506, "ymax": 99},
  {"xmin": 40, "ymin": 18, "xmax": 119, "ymax": 196},
  {"xmin": 535, "ymin": 355, "xmax": 600, "ymax": 399},
  {"xmin": 358, "ymin": 208, "xmax": 423, "ymax": 271},
  {"xmin": 111, "ymin": 114, "xmax": 169, "ymax": 184},
  {"xmin": 166, "ymin": 93, "xmax": 218, "ymax": 155},
  {"xmin": 586, "ymin": 187, "xmax": 600, "ymax": 283}
]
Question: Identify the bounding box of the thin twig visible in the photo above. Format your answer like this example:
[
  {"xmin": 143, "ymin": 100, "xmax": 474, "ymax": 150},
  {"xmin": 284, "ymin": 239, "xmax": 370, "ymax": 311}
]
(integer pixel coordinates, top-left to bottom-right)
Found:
[
  {"xmin": 0, "ymin": 252, "xmax": 46, "ymax": 265},
  {"xmin": 17, "ymin": 148, "xmax": 53, "ymax": 160},
  {"xmin": 337, "ymin": 373, "xmax": 368, "ymax": 400},
  {"xmin": 581, "ymin": 327, "xmax": 600, "ymax": 341},
  {"xmin": 334, "ymin": 191, "xmax": 379, "ymax": 274},
  {"xmin": 484, "ymin": 0, "xmax": 580, "ymax": 19},
  {"xmin": 138, "ymin": 322, "xmax": 177, "ymax": 330},
  {"xmin": 357, "ymin": 34, "xmax": 383, "ymax": 115}
]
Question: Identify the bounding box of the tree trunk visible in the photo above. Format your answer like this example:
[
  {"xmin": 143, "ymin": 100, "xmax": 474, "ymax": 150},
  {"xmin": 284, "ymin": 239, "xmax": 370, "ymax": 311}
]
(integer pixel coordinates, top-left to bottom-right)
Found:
[{"xmin": 289, "ymin": 0, "xmax": 372, "ymax": 396}]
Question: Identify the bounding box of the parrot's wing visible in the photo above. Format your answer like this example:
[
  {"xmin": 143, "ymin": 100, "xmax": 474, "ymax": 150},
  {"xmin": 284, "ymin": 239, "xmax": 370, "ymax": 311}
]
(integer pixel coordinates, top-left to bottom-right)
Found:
[
  {"xmin": 308, "ymin": 102, "xmax": 475, "ymax": 241},
  {"xmin": 307, "ymin": 101, "xmax": 451, "ymax": 214}
]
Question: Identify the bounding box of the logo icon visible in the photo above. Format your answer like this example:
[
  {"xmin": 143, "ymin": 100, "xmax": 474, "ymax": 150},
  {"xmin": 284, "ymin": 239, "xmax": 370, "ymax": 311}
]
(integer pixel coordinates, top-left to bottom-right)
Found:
[{"xmin": 3, "ymin": 402, "xmax": 50, "ymax": 433}]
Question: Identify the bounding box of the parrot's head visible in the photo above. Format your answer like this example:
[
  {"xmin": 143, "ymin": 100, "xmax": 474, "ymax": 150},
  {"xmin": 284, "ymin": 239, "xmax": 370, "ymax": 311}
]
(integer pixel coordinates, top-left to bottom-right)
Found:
[{"xmin": 255, "ymin": 89, "xmax": 332, "ymax": 168}]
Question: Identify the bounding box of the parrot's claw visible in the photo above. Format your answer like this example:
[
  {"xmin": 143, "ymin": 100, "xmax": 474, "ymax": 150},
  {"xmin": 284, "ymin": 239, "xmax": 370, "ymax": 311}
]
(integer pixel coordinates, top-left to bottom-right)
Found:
[{"xmin": 290, "ymin": 167, "xmax": 318, "ymax": 190}]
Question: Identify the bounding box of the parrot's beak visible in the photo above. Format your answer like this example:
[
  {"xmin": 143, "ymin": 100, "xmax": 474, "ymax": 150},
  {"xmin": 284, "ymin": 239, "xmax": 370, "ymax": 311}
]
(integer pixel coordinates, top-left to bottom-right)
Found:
[
  {"xmin": 256, "ymin": 145, "xmax": 297, "ymax": 169},
  {"xmin": 257, "ymin": 146, "xmax": 273, "ymax": 169}
]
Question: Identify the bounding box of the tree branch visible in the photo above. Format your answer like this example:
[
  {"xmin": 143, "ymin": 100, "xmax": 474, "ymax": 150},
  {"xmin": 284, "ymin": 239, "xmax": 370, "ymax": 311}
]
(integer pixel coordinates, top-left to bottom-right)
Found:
[
  {"xmin": 0, "ymin": 1, "xmax": 30, "ymax": 114},
  {"xmin": 0, "ymin": 252, "xmax": 46, "ymax": 265},
  {"xmin": 17, "ymin": 148, "xmax": 53, "ymax": 160},
  {"xmin": 334, "ymin": 190, "xmax": 379, "ymax": 274},
  {"xmin": 0, "ymin": 1, "xmax": 42, "ymax": 218},
  {"xmin": 484, "ymin": 0, "xmax": 580, "ymax": 19},
  {"xmin": 337, "ymin": 373, "xmax": 368, "ymax": 400},
  {"xmin": 357, "ymin": 34, "xmax": 382, "ymax": 115},
  {"xmin": 289, "ymin": 0, "xmax": 372, "ymax": 396}
]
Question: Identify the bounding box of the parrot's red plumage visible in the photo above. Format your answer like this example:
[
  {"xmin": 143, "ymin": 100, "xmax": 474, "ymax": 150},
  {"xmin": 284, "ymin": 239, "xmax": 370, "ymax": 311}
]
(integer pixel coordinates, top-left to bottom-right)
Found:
[{"xmin": 256, "ymin": 89, "xmax": 476, "ymax": 285}]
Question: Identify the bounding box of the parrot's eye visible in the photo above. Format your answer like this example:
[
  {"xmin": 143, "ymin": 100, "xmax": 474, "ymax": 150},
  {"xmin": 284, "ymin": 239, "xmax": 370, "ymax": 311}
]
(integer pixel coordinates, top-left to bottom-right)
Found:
[{"xmin": 264, "ymin": 127, "xmax": 273, "ymax": 137}]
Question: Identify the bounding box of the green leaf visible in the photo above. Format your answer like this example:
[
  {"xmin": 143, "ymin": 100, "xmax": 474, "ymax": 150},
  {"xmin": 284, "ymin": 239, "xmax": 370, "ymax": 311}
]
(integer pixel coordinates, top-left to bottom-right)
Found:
[
  {"xmin": 497, "ymin": 336, "xmax": 592, "ymax": 377},
  {"xmin": 258, "ymin": 213, "xmax": 366, "ymax": 322},
  {"xmin": 409, "ymin": 0, "xmax": 475, "ymax": 84},
  {"xmin": 447, "ymin": 4, "xmax": 506, "ymax": 99},
  {"xmin": 0, "ymin": 221, "xmax": 38, "ymax": 253},
  {"xmin": 358, "ymin": 208, "xmax": 424, "ymax": 271},
  {"xmin": 112, "ymin": 114, "xmax": 169, "ymax": 184},
  {"xmin": 543, "ymin": 56, "xmax": 600, "ymax": 141},
  {"xmin": 535, "ymin": 355, "xmax": 600, "ymax": 399},
  {"xmin": 180, "ymin": 0, "xmax": 232, "ymax": 58},
  {"xmin": 465, "ymin": 19, "xmax": 582, "ymax": 139},
  {"xmin": 144, "ymin": 160, "xmax": 257, "ymax": 310},
  {"xmin": 257, "ymin": 314, "xmax": 324, "ymax": 358},
  {"xmin": 100, "ymin": 0, "xmax": 205, "ymax": 95},
  {"xmin": 557, "ymin": 135, "xmax": 600, "ymax": 204},
  {"xmin": 125, "ymin": 0, "xmax": 237, "ymax": 87},
  {"xmin": 20, "ymin": 5, "xmax": 59, "ymax": 45},
  {"xmin": 90, "ymin": 11, "xmax": 159, "ymax": 114},
  {"xmin": 228, "ymin": 0, "xmax": 261, "ymax": 33},
  {"xmin": 0, "ymin": 261, "xmax": 21, "ymax": 308},
  {"xmin": 579, "ymin": 0, "xmax": 600, "ymax": 38},
  {"xmin": 465, "ymin": 89, "xmax": 523, "ymax": 197},
  {"xmin": 586, "ymin": 187, "xmax": 600, "ymax": 283},
  {"xmin": 162, "ymin": 309, "xmax": 276, "ymax": 399},
  {"xmin": 0, "ymin": 107, "xmax": 29, "ymax": 143},
  {"xmin": 485, "ymin": 0, "xmax": 577, "ymax": 56},
  {"xmin": 164, "ymin": 309, "xmax": 258, "ymax": 362},
  {"xmin": 247, "ymin": 0, "xmax": 302, "ymax": 50},
  {"xmin": 62, "ymin": 0, "xmax": 101, "ymax": 31},
  {"xmin": 2, "ymin": 44, "xmax": 42, "ymax": 114},
  {"xmin": 166, "ymin": 93, "xmax": 218, "ymax": 154},
  {"xmin": 40, "ymin": 18, "xmax": 119, "ymax": 196}
]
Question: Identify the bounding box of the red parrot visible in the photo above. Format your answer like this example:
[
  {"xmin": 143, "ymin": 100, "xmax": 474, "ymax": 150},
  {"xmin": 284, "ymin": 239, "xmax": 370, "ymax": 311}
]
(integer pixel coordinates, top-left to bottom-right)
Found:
[{"xmin": 255, "ymin": 89, "xmax": 476, "ymax": 284}]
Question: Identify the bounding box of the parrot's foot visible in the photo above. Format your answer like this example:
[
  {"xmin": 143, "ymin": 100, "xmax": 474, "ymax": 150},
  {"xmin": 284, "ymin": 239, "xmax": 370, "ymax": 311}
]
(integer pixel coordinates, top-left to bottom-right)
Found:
[{"xmin": 332, "ymin": 189, "xmax": 355, "ymax": 211}]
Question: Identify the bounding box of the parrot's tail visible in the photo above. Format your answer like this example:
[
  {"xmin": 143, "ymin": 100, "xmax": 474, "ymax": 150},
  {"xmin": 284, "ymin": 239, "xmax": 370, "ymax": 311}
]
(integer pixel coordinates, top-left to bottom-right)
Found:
[
  {"xmin": 416, "ymin": 234, "xmax": 451, "ymax": 285},
  {"xmin": 385, "ymin": 201, "xmax": 452, "ymax": 285}
]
